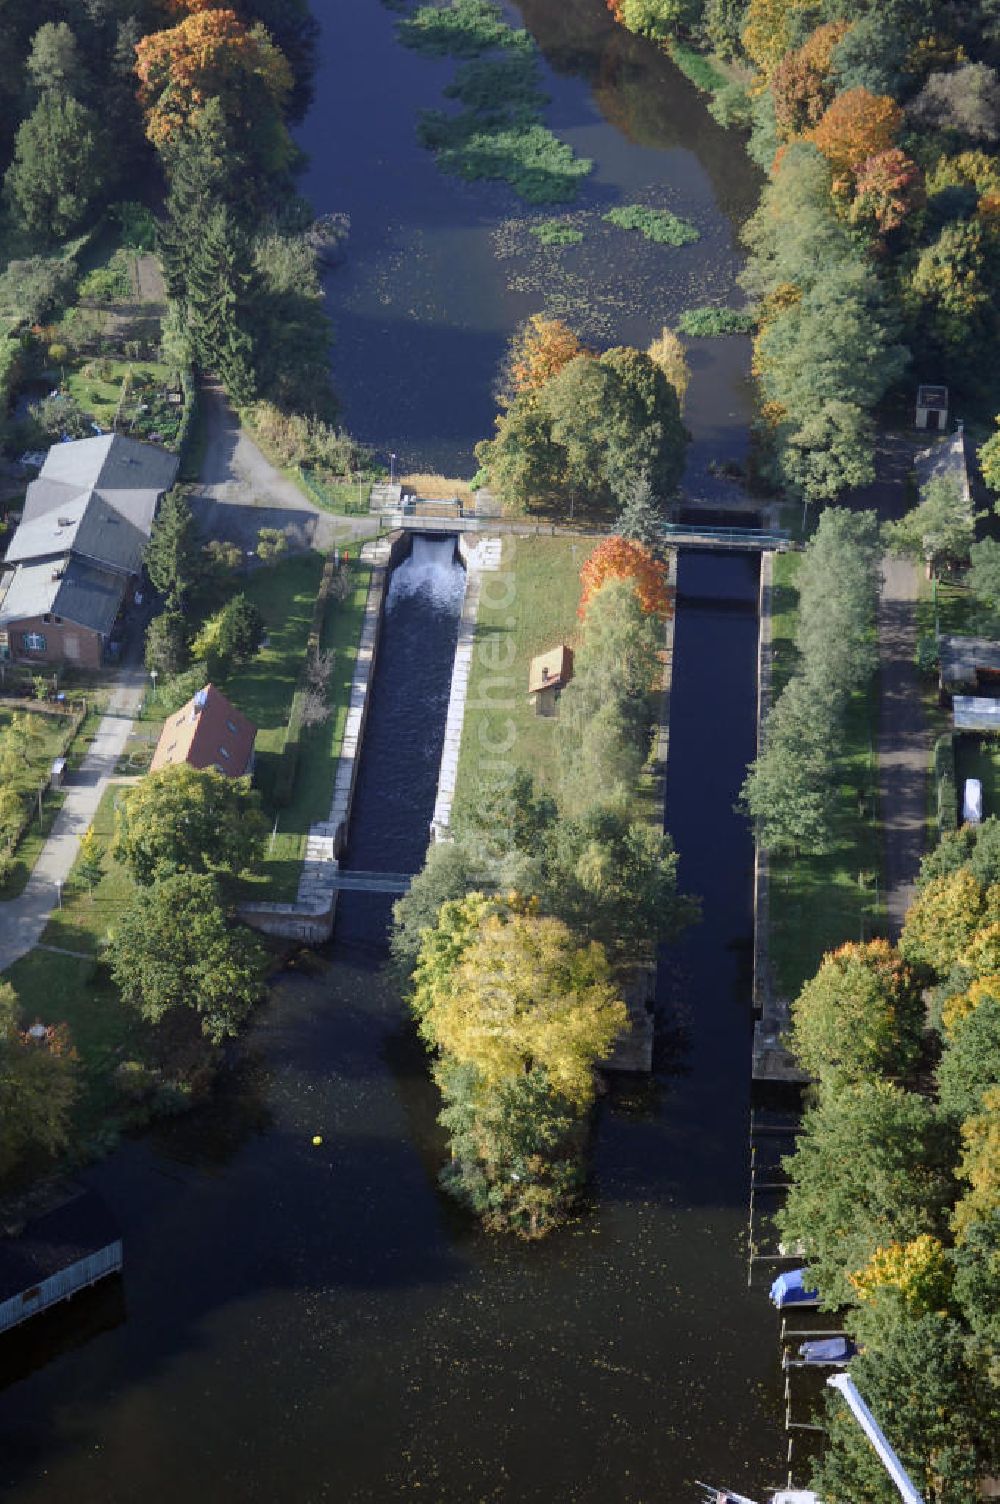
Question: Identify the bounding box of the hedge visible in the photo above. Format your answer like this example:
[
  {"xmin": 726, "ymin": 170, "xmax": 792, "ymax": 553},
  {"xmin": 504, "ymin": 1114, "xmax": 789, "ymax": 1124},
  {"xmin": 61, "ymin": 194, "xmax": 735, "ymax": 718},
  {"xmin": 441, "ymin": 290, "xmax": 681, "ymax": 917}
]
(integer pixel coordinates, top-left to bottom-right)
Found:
[{"xmin": 934, "ymin": 732, "xmax": 957, "ymax": 836}]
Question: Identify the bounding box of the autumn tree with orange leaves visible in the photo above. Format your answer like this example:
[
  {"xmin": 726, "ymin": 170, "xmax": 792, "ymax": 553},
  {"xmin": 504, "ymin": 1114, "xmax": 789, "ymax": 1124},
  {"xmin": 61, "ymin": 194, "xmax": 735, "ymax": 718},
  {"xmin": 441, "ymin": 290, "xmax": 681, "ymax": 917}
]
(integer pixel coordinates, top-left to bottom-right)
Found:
[
  {"xmin": 135, "ymin": 8, "xmax": 292, "ymax": 153},
  {"xmin": 579, "ymin": 537, "xmax": 673, "ymax": 618},
  {"xmin": 806, "ymin": 88, "xmax": 902, "ymax": 176},
  {"xmin": 506, "ymin": 315, "xmax": 585, "ymax": 401}
]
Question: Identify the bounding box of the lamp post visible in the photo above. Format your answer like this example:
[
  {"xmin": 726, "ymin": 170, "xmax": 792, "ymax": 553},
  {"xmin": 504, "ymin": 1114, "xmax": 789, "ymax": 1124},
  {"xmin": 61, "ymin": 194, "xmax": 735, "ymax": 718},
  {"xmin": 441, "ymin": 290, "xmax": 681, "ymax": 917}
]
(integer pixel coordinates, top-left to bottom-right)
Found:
[
  {"xmin": 55, "ymin": 879, "xmax": 62, "ymax": 910},
  {"xmin": 390, "ymin": 452, "xmax": 397, "ymax": 487},
  {"xmin": 150, "ymin": 668, "xmax": 158, "ymax": 703}
]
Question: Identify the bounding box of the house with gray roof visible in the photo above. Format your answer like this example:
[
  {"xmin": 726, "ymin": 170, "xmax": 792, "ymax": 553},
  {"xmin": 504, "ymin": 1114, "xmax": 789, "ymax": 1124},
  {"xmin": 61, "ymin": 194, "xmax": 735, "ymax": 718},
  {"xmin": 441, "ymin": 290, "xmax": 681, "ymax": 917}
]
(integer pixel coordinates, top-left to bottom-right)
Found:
[{"xmin": 0, "ymin": 434, "xmax": 178, "ymax": 669}]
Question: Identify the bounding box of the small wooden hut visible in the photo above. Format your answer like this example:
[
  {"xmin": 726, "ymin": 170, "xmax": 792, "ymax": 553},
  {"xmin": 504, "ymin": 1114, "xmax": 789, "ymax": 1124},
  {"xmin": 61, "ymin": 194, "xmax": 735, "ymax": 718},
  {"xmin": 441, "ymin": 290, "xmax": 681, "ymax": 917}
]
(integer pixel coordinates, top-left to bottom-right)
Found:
[
  {"xmin": 916, "ymin": 384, "xmax": 949, "ymax": 431},
  {"xmin": 528, "ymin": 645, "xmax": 573, "ymax": 717}
]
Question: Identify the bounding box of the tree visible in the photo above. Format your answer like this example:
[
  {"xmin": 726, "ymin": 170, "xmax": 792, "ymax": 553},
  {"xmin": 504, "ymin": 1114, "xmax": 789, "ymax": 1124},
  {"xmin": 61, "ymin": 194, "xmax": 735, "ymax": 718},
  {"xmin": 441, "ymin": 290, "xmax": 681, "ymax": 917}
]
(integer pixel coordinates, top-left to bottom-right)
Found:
[
  {"xmin": 256, "ymin": 526, "xmax": 287, "ymax": 561},
  {"xmin": 542, "ymin": 806, "xmax": 697, "ymax": 956},
  {"xmin": 850, "ymin": 1234, "xmax": 953, "ymax": 1317},
  {"xmin": 457, "ymin": 765, "xmax": 557, "ymax": 862},
  {"xmin": 613, "ymin": 469, "xmax": 666, "ymax": 548},
  {"xmin": 909, "ymin": 63, "xmax": 1000, "ymax": 143},
  {"xmin": 435, "ymin": 1057, "xmax": 584, "ymax": 1239},
  {"xmin": 900, "ymin": 868, "xmax": 997, "ymax": 976},
  {"xmin": 789, "ymin": 940, "xmax": 925, "ymax": 1083},
  {"xmin": 906, "ymin": 220, "xmax": 996, "ymax": 362},
  {"xmin": 390, "ymin": 841, "xmax": 495, "ymax": 982},
  {"xmin": 849, "ymin": 148, "xmax": 924, "ymax": 237},
  {"xmin": 135, "ymin": 8, "xmax": 292, "ymax": 157},
  {"xmin": 776, "ymin": 1080, "xmax": 957, "ymax": 1307},
  {"xmin": 107, "ymin": 873, "xmax": 265, "ymax": 1046},
  {"xmin": 415, "ymin": 904, "xmax": 627, "ymax": 1110},
  {"xmin": 145, "ymin": 611, "xmax": 189, "ymax": 677},
  {"xmin": 770, "ymin": 21, "xmax": 850, "ymax": 139},
  {"xmin": 183, "ymin": 205, "xmax": 258, "ymax": 403},
  {"xmin": 884, "ymin": 475, "xmax": 975, "ymax": 578},
  {"xmin": 579, "ymin": 536, "xmax": 673, "ymax": 617},
  {"xmin": 145, "ymin": 487, "xmax": 202, "ymax": 608},
  {"xmin": 807, "ymin": 88, "xmax": 903, "ymax": 175},
  {"xmin": 967, "ymin": 537, "xmax": 1000, "ymax": 613},
  {"xmin": 977, "ymin": 417, "xmax": 1000, "ymax": 501},
  {"xmin": 646, "ymin": 325, "xmax": 689, "ymax": 407},
  {"xmin": 0, "ymin": 982, "xmax": 77, "ymax": 1184},
  {"xmin": 216, "ymin": 593, "xmax": 264, "ymax": 664},
  {"xmin": 938, "ymin": 988, "xmax": 1000, "ymax": 1121},
  {"xmin": 814, "ymin": 1309, "xmax": 995, "ymax": 1504},
  {"xmin": 4, "ymin": 95, "xmax": 103, "ymax": 241},
  {"xmin": 739, "ymin": 678, "xmax": 838, "ymax": 853},
  {"xmin": 0, "ymin": 255, "xmax": 77, "ymax": 325},
  {"xmin": 112, "ymin": 764, "xmax": 267, "ymax": 887},
  {"xmin": 26, "ymin": 22, "xmax": 87, "ymax": 102},
  {"xmin": 952, "ymin": 1087, "xmax": 1000, "ymax": 1236},
  {"xmin": 506, "ymin": 314, "xmax": 584, "ymax": 400},
  {"xmin": 76, "ymin": 826, "xmax": 104, "ymax": 898}
]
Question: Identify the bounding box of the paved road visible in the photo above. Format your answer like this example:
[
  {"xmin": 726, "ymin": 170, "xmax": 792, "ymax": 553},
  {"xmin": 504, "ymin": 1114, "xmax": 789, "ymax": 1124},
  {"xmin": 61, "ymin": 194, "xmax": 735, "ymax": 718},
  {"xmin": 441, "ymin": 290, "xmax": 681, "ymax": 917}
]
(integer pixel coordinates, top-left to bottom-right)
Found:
[
  {"xmin": 192, "ymin": 385, "xmax": 378, "ymax": 556},
  {"xmin": 0, "ymin": 666, "xmax": 146, "ymax": 974}
]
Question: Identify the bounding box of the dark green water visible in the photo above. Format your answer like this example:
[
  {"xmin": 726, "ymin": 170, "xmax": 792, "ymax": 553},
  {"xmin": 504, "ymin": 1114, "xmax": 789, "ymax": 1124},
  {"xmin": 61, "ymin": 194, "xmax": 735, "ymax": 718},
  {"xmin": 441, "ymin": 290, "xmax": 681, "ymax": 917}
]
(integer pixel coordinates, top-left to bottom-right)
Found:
[{"xmin": 0, "ymin": 5, "xmax": 783, "ymax": 1499}]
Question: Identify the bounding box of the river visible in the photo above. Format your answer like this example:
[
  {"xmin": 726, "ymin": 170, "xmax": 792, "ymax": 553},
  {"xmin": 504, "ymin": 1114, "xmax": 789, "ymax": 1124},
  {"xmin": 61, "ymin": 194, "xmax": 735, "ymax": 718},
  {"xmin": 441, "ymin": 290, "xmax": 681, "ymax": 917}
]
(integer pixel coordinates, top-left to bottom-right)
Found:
[
  {"xmin": 0, "ymin": 2, "xmax": 781, "ymax": 1498},
  {"xmin": 298, "ymin": 0, "xmax": 758, "ymax": 498}
]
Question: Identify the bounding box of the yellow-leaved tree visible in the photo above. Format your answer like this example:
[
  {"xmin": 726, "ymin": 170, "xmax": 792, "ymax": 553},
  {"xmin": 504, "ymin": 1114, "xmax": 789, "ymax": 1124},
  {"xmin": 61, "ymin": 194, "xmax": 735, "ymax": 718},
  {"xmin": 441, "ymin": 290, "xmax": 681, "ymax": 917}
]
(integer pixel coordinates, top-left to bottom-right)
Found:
[{"xmin": 416, "ymin": 901, "xmax": 626, "ymax": 1111}]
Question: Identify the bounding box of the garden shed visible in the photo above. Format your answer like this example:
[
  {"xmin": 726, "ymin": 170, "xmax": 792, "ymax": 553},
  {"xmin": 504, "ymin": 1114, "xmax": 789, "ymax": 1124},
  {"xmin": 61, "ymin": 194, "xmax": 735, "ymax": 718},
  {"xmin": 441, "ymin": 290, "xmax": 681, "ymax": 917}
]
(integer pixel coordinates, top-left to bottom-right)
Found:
[
  {"xmin": 528, "ymin": 645, "xmax": 573, "ymax": 717},
  {"xmin": 915, "ymin": 384, "xmax": 948, "ymax": 431},
  {"xmin": 938, "ymin": 634, "xmax": 1000, "ymax": 695},
  {"xmin": 0, "ymin": 1191, "xmax": 122, "ymax": 1335}
]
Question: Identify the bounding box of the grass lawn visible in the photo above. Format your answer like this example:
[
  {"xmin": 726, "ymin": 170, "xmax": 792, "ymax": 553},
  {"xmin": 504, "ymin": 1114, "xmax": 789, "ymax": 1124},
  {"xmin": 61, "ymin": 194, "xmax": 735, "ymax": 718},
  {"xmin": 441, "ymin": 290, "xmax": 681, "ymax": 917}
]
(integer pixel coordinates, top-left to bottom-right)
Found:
[
  {"xmin": 5, "ymin": 786, "xmax": 142, "ymax": 1139},
  {"xmin": 245, "ymin": 559, "xmax": 372, "ymax": 900},
  {"xmin": 0, "ymin": 705, "xmax": 86, "ymax": 899},
  {"xmin": 452, "ymin": 534, "xmax": 593, "ymax": 815},
  {"xmin": 63, "ymin": 357, "xmax": 173, "ymax": 429},
  {"xmin": 766, "ymin": 554, "xmax": 883, "ymax": 1000}
]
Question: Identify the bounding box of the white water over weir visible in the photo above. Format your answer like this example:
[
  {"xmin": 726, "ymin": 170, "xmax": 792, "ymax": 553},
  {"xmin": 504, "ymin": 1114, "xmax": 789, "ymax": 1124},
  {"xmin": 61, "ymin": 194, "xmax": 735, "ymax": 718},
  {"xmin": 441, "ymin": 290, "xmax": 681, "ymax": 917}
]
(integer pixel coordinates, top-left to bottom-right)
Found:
[{"xmin": 387, "ymin": 534, "xmax": 467, "ymax": 610}]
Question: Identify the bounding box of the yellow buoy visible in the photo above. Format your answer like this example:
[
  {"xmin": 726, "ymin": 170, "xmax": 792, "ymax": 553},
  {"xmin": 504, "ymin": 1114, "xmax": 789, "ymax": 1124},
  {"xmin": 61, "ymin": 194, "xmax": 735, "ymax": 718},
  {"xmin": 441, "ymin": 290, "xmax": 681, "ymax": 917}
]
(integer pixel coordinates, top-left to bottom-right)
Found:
[{"xmin": 312, "ymin": 1135, "xmax": 323, "ymax": 1147}]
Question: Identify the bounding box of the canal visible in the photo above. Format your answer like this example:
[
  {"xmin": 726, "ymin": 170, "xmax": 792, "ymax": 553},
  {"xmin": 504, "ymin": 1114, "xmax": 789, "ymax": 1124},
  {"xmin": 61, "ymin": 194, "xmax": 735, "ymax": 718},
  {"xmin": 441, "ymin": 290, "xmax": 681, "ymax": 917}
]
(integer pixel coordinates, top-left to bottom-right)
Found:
[{"xmin": 0, "ymin": 1, "xmax": 782, "ymax": 1498}]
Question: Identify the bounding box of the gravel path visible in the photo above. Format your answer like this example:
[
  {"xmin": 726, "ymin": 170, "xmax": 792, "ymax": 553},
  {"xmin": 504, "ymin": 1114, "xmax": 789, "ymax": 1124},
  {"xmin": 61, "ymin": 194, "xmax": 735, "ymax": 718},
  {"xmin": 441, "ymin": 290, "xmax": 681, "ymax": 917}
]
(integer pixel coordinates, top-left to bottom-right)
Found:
[
  {"xmin": 192, "ymin": 385, "xmax": 378, "ymax": 556},
  {"xmin": 877, "ymin": 556, "xmax": 932, "ymax": 937}
]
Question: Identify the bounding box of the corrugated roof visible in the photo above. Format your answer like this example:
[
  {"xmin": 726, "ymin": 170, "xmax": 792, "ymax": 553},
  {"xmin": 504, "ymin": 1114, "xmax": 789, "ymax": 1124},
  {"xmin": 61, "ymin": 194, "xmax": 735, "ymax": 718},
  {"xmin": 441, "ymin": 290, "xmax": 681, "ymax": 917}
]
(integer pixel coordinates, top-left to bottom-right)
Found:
[
  {"xmin": 528, "ymin": 645, "xmax": 573, "ymax": 695},
  {"xmin": 150, "ymin": 684, "xmax": 256, "ymax": 777},
  {"xmin": 0, "ymin": 557, "xmax": 123, "ymax": 635},
  {"xmin": 939, "ymin": 633, "xmax": 1000, "ymax": 686},
  {"xmin": 954, "ymin": 695, "xmax": 1000, "ymax": 731}
]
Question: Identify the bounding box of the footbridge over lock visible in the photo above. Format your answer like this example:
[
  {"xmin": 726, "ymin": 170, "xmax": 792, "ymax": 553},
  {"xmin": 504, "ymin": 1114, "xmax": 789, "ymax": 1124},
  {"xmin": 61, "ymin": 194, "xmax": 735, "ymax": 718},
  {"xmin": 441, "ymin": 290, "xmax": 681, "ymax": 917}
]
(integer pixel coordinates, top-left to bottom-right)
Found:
[{"xmin": 380, "ymin": 512, "xmax": 796, "ymax": 552}]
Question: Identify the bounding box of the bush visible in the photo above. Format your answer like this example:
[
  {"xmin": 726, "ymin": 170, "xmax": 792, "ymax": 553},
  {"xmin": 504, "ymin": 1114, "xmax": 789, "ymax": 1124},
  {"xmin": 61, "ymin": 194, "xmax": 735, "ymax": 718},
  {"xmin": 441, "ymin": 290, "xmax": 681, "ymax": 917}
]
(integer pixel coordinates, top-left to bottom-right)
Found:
[
  {"xmin": 708, "ymin": 81, "xmax": 754, "ymax": 128},
  {"xmin": 935, "ymin": 733, "xmax": 958, "ymax": 835}
]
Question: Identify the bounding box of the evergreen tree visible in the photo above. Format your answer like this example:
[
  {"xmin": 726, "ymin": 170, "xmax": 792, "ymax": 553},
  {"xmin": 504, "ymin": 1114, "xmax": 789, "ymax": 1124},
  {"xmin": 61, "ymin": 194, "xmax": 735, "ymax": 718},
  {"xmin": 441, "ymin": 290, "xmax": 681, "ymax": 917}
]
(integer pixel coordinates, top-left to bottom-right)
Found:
[
  {"xmin": 184, "ymin": 205, "xmax": 258, "ymax": 404},
  {"xmin": 4, "ymin": 95, "xmax": 103, "ymax": 241},
  {"xmin": 614, "ymin": 469, "xmax": 667, "ymax": 549},
  {"xmin": 145, "ymin": 488, "xmax": 202, "ymax": 608}
]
